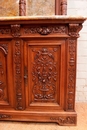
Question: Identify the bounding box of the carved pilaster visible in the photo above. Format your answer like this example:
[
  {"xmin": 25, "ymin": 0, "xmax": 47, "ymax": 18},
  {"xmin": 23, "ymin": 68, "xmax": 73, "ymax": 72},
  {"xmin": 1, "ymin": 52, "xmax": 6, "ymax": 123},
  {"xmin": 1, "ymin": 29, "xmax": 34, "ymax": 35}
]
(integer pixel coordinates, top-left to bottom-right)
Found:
[
  {"xmin": 67, "ymin": 39, "xmax": 76, "ymax": 110},
  {"xmin": 61, "ymin": 0, "xmax": 67, "ymax": 15},
  {"xmin": 11, "ymin": 25, "xmax": 21, "ymax": 38},
  {"xmin": 66, "ymin": 23, "xmax": 83, "ymax": 110},
  {"xmin": 14, "ymin": 41, "xmax": 24, "ymax": 110},
  {"xmin": 19, "ymin": 0, "xmax": 26, "ymax": 16}
]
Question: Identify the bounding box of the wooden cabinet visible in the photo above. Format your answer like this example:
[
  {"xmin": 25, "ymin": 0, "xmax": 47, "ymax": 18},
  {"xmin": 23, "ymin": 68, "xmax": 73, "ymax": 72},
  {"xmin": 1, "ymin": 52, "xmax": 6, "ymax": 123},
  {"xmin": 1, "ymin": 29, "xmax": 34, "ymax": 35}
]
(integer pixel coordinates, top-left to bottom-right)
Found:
[{"xmin": 0, "ymin": 16, "xmax": 85, "ymax": 125}]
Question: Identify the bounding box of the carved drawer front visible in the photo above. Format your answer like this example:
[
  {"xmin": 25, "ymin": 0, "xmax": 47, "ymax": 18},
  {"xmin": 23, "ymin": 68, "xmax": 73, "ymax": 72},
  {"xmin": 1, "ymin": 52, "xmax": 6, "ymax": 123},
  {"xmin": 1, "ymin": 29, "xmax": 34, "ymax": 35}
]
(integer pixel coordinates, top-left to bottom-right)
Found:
[
  {"xmin": 25, "ymin": 40, "xmax": 66, "ymax": 111},
  {"xmin": 0, "ymin": 41, "xmax": 13, "ymax": 108}
]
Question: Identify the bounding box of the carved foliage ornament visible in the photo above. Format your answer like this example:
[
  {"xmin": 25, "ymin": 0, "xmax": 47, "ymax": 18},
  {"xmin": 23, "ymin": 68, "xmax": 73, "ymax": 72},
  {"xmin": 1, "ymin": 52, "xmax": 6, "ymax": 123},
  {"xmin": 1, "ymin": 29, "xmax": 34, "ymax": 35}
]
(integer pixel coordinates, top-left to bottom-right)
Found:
[
  {"xmin": 0, "ymin": 29, "xmax": 10, "ymax": 34},
  {"xmin": 14, "ymin": 41, "xmax": 23, "ymax": 110},
  {"xmin": 50, "ymin": 116, "xmax": 76, "ymax": 125},
  {"xmin": 24, "ymin": 26, "xmax": 67, "ymax": 35},
  {"xmin": 32, "ymin": 48, "xmax": 58, "ymax": 102},
  {"xmin": 67, "ymin": 39, "xmax": 76, "ymax": 110},
  {"xmin": 69, "ymin": 24, "xmax": 82, "ymax": 37},
  {"xmin": 11, "ymin": 25, "xmax": 21, "ymax": 38},
  {"xmin": 0, "ymin": 114, "xmax": 11, "ymax": 119}
]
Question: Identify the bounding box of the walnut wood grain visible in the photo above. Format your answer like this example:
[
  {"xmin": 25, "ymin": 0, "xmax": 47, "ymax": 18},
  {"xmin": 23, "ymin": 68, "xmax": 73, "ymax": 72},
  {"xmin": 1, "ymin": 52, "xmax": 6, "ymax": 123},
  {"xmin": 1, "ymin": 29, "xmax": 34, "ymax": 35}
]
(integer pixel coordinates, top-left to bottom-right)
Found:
[{"xmin": 0, "ymin": 17, "xmax": 85, "ymax": 125}]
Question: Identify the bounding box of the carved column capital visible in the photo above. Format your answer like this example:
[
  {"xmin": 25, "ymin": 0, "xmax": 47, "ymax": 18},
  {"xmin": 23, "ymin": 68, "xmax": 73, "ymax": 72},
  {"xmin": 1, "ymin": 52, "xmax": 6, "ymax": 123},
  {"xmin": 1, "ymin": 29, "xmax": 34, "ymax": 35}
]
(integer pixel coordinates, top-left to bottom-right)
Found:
[
  {"xmin": 11, "ymin": 24, "xmax": 21, "ymax": 38},
  {"xmin": 68, "ymin": 24, "xmax": 82, "ymax": 37}
]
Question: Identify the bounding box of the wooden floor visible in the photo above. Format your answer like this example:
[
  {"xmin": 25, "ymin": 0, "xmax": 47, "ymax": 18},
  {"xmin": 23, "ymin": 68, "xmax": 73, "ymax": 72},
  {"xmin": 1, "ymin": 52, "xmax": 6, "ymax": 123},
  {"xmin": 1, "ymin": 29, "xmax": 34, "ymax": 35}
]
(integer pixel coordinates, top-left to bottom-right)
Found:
[{"xmin": 0, "ymin": 103, "xmax": 87, "ymax": 130}]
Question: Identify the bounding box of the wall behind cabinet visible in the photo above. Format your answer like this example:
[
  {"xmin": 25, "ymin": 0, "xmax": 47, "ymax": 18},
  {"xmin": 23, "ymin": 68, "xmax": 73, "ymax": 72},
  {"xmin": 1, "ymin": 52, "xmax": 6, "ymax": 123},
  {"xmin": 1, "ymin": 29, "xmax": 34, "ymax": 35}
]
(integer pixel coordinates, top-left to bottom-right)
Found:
[
  {"xmin": 26, "ymin": 0, "xmax": 55, "ymax": 16},
  {"xmin": 0, "ymin": 0, "xmax": 19, "ymax": 16}
]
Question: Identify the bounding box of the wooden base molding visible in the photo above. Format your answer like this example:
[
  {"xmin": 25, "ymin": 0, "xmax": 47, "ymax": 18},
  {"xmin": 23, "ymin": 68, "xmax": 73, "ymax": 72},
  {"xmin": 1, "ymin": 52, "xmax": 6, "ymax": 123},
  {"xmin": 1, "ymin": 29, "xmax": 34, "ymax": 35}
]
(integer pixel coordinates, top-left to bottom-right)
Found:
[{"xmin": 0, "ymin": 111, "xmax": 77, "ymax": 126}]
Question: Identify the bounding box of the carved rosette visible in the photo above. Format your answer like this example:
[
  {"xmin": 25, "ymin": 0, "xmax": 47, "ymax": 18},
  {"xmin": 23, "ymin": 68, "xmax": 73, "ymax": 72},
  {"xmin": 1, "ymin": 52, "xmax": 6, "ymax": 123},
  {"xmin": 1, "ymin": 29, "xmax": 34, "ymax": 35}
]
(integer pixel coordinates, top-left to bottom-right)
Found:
[
  {"xmin": 14, "ymin": 41, "xmax": 23, "ymax": 110},
  {"xmin": 32, "ymin": 48, "xmax": 58, "ymax": 102},
  {"xmin": 50, "ymin": 116, "xmax": 76, "ymax": 125},
  {"xmin": 19, "ymin": 0, "xmax": 26, "ymax": 16},
  {"xmin": 11, "ymin": 25, "xmax": 21, "ymax": 38},
  {"xmin": 24, "ymin": 26, "xmax": 67, "ymax": 35}
]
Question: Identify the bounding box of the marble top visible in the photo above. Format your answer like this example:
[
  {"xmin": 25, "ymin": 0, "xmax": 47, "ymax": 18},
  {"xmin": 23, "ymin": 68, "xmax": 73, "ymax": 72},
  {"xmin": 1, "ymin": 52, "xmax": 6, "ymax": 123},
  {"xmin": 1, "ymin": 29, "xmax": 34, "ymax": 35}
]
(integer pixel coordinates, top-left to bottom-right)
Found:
[{"xmin": 0, "ymin": 15, "xmax": 86, "ymax": 21}]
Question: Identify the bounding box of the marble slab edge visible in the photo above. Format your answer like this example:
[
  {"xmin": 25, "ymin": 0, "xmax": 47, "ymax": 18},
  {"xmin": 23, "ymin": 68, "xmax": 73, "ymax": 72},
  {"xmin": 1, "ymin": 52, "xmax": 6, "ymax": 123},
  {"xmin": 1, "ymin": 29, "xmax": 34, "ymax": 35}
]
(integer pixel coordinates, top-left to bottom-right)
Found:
[{"xmin": 0, "ymin": 15, "xmax": 86, "ymax": 21}]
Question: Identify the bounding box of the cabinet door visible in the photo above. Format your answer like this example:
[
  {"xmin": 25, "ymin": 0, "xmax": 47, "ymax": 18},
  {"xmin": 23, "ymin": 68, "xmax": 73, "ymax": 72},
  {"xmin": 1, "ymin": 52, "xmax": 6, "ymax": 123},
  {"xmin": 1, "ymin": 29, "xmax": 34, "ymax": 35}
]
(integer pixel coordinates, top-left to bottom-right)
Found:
[
  {"xmin": 0, "ymin": 40, "xmax": 14, "ymax": 109},
  {"xmin": 25, "ymin": 39, "xmax": 66, "ymax": 111}
]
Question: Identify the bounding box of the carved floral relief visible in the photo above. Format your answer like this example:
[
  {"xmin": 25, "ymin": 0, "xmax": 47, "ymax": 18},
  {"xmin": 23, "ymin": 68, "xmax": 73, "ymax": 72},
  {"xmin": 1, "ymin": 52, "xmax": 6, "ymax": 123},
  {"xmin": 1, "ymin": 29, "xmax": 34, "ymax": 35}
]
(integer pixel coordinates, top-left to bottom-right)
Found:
[
  {"xmin": 50, "ymin": 116, "xmax": 76, "ymax": 125},
  {"xmin": 24, "ymin": 26, "xmax": 67, "ymax": 35},
  {"xmin": 32, "ymin": 47, "xmax": 59, "ymax": 102},
  {"xmin": 0, "ymin": 44, "xmax": 8, "ymax": 101}
]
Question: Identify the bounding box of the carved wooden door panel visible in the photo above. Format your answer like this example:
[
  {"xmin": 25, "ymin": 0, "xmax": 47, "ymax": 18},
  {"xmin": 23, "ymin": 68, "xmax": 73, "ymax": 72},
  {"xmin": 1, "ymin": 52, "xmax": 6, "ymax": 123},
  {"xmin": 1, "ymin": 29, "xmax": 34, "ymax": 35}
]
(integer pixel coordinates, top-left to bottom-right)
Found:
[
  {"xmin": 25, "ymin": 39, "xmax": 66, "ymax": 111},
  {"xmin": 0, "ymin": 40, "xmax": 14, "ymax": 109}
]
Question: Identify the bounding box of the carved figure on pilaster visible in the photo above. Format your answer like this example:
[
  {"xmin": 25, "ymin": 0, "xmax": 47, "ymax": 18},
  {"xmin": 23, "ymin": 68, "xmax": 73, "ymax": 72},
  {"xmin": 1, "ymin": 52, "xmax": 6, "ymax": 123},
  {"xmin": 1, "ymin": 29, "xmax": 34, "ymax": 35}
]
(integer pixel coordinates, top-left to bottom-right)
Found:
[
  {"xmin": 61, "ymin": 0, "xmax": 67, "ymax": 15},
  {"xmin": 19, "ymin": 0, "xmax": 26, "ymax": 16}
]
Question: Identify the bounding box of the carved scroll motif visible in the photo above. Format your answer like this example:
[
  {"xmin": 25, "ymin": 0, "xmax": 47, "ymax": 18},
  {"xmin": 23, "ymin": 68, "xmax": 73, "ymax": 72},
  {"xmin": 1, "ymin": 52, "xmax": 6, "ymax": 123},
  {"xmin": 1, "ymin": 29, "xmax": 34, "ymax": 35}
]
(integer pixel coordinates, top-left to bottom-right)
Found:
[
  {"xmin": 0, "ymin": 44, "xmax": 8, "ymax": 54},
  {"xmin": 19, "ymin": 0, "xmax": 26, "ymax": 16},
  {"xmin": 50, "ymin": 116, "xmax": 76, "ymax": 125},
  {"xmin": 11, "ymin": 25, "xmax": 21, "ymax": 38},
  {"xmin": 32, "ymin": 48, "xmax": 58, "ymax": 102},
  {"xmin": 0, "ymin": 114, "xmax": 11, "ymax": 119},
  {"xmin": 24, "ymin": 26, "xmax": 67, "ymax": 35},
  {"xmin": 14, "ymin": 41, "xmax": 23, "ymax": 110}
]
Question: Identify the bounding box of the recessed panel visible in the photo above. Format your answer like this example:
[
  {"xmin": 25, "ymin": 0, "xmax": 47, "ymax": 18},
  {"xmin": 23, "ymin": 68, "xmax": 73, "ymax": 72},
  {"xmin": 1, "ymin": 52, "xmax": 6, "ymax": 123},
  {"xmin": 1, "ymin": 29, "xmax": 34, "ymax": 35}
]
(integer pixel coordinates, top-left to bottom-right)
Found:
[{"xmin": 28, "ymin": 45, "xmax": 61, "ymax": 106}]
